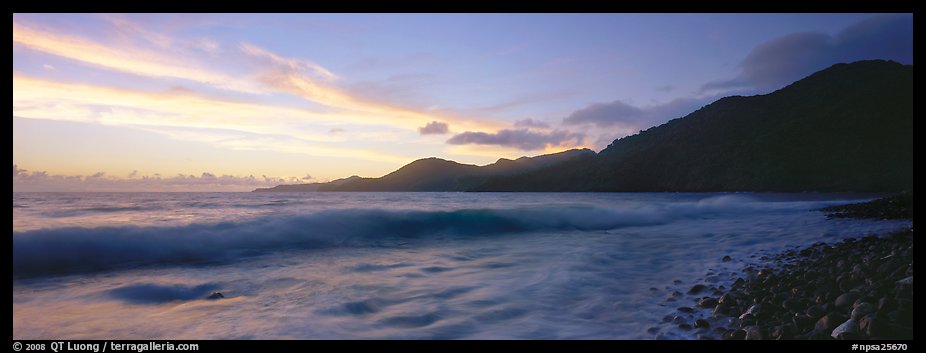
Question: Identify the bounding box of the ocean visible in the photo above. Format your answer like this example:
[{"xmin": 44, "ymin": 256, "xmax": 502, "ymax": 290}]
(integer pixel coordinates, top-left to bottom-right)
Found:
[{"xmin": 12, "ymin": 192, "xmax": 910, "ymax": 339}]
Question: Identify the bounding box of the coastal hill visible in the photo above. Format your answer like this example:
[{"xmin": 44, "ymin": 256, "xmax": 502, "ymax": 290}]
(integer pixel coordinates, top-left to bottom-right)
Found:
[
  {"xmin": 475, "ymin": 60, "xmax": 912, "ymax": 192},
  {"xmin": 253, "ymin": 175, "xmax": 362, "ymax": 192},
  {"xmin": 257, "ymin": 60, "xmax": 911, "ymax": 193},
  {"xmin": 255, "ymin": 148, "xmax": 595, "ymax": 192}
]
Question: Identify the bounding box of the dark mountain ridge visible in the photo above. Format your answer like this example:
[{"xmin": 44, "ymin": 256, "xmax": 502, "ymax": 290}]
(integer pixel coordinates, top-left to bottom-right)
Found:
[
  {"xmin": 254, "ymin": 149, "xmax": 595, "ymax": 192},
  {"xmin": 475, "ymin": 60, "xmax": 912, "ymax": 192},
  {"xmin": 256, "ymin": 60, "xmax": 911, "ymax": 193},
  {"xmin": 253, "ymin": 175, "xmax": 361, "ymax": 192}
]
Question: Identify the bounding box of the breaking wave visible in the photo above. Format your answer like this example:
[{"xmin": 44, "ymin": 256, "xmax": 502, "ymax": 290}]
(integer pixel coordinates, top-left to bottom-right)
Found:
[{"xmin": 12, "ymin": 195, "xmax": 834, "ymax": 278}]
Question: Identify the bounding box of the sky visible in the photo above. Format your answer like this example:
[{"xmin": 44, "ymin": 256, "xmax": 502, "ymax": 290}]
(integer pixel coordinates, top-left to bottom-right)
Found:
[{"xmin": 13, "ymin": 13, "xmax": 913, "ymax": 191}]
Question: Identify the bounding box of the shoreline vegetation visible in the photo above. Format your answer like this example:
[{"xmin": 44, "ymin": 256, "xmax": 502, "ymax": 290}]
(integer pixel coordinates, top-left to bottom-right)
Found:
[{"xmin": 658, "ymin": 193, "xmax": 913, "ymax": 340}]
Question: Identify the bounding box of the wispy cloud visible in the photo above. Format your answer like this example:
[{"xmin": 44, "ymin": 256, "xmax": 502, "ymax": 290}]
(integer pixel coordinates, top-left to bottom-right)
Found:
[
  {"xmin": 239, "ymin": 42, "xmax": 337, "ymax": 81},
  {"xmin": 100, "ymin": 13, "xmax": 176, "ymax": 49},
  {"xmin": 13, "ymin": 73, "xmax": 337, "ymax": 134},
  {"xmin": 13, "ymin": 17, "xmax": 503, "ymax": 135},
  {"xmin": 13, "ymin": 21, "xmax": 258, "ymax": 94},
  {"xmin": 241, "ymin": 42, "xmax": 502, "ymax": 132},
  {"xmin": 13, "ymin": 74, "xmax": 417, "ymax": 165}
]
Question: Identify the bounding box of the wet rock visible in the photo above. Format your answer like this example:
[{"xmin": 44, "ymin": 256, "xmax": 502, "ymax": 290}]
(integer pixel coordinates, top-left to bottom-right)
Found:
[
  {"xmin": 722, "ymin": 255, "xmax": 732, "ymax": 262},
  {"xmin": 726, "ymin": 329, "xmax": 746, "ymax": 340},
  {"xmin": 206, "ymin": 292, "xmax": 224, "ymax": 300},
  {"xmin": 877, "ymin": 297, "xmax": 895, "ymax": 312},
  {"xmin": 830, "ymin": 319, "xmax": 859, "ymax": 338},
  {"xmin": 678, "ymin": 323, "xmax": 692, "ymax": 330},
  {"xmin": 688, "ymin": 284, "xmax": 708, "ymax": 295},
  {"xmin": 732, "ymin": 278, "xmax": 746, "ymax": 288},
  {"xmin": 852, "ymin": 298, "xmax": 871, "ymax": 309},
  {"xmin": 743, "ymin": 325, "xmax": 764, "ymax": 340},
  {"xmin": 718, "ymin": 293, "xmax": 736, "ymax": 305},
  {"xmin": 739, "ymin": 304, "xmax": 761, "ymax": 320},
  {"xmin": 858, "ymin": 313, "xmax": 884, "ymax": 338},
  {"xmin": 725, "ymin": 317, "xmax": 741, "ymax": 328},
  {"xmin": 694, "ymin": 319, "xmax": 710, "ymax": 329},
  {"xmin": 769, "ymin": 324, "xmax": 794, "ymax": 340},
  {"xmin": 815, "ymin": 312, "xmax": 847, "ymax": 331},
  {"xmin": 834, "ymin": 292, "xmax": 860, "ymax": 308},
  {"xmin": 677, "ymin": 306, "xmax": 695, "ymax": 313},
  {"xmin": 666, "ymin": 214, "xmax": 912, "ymax": 341},
  {"xmin": 806, "ymin": 305, "xmax": 827, "ymax": 319},
  {"xmin": 712, "ymin": 303, "xmax": 729, "ymax": 316},
  {"xmin": 805, "ymin": 329, "xmax": 832, "ymax": 340},
  {"xmin": 781, "ymin": 298, "xmax": 803, "ymax": 311},
  {"xmin": 851, "ymin": 302, "xmax": 876, "ymax": 320},
  {"xmin": 835, "ymin": 332, "xmax": 861, "ymax": 340},
  {"xmin": 646, "ymin": 326, "xmax": 660, "ymax": 335},
  {"xmin": 697, "ymin": 297, "xmax": 718, "ymax": 308}
]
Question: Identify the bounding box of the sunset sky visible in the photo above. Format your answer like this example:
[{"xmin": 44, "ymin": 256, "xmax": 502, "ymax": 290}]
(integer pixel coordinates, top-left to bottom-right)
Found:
[{"xmin": 13, "ymin": 13, "xmax": 912, "ymax": 191}]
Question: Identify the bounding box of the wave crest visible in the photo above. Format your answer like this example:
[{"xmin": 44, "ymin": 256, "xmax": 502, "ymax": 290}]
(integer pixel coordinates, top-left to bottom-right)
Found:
[{"xmin": 13, "ymin": 195, "xmax": 810, "ymax": 278}]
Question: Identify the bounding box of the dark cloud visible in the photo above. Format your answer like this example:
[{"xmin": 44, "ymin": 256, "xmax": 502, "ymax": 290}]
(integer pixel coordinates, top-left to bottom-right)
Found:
[
  {"xmin": 702, "ymin": 14, "xmax": 912, "ymax": 93},
  {"xmin": 446, "ymin": 128, "xmax": 584, "ymax": 151},
  {"xmin": 513, "ymin": 118, "xmax": 552, "ymax": 130},
  {"xmin": 564, "ymin": 101, "xmax": 643, "ymax": 128},
  {"xmin": 562, "ymin": 97, "xmax": 707, "ymax": 131},
  {"xmin": 418, "ymin": 121, "xmax": 449, "ymax": 135}
]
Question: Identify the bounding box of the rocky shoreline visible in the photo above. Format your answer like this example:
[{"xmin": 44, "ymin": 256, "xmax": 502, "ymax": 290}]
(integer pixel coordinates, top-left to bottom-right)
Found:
[
  {"xmin": 655, "ymin": 194, "xmax": 913, "ymax": 340},
  {"xmin": 820, "ymin": 192, "xmax": 913, "ymax": 220}
]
